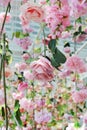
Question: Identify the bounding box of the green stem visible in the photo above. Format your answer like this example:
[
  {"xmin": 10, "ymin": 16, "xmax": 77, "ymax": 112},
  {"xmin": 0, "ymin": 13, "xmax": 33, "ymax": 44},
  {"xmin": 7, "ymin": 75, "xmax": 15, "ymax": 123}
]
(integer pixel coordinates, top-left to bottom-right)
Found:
[
  {"xmin": 0, "ymin": 56, "xmax": 3, "ymax": 80},
  {"xmin": 0, "ymin": 2, "xmax": 11, "ymax": 37},
  {"xmin": 2, "ymin": 34, "xmax": 8, "ymax": 130}
]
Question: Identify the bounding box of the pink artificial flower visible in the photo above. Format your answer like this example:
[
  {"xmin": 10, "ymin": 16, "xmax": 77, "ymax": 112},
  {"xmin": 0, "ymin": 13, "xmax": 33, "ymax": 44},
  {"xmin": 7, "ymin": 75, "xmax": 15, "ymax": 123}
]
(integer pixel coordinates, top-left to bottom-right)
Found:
[
  {"xmin": 0, "ymin": 12, "xmax": 11, "ymax": 23},
  {"xmin": 0, "ymin": 89, "xmax": 4, "ymax": 105},
  {"xmin": 30, "ymin": 56, "xmax": 54, "ymax": 82},
  {"xmin": 45, "ymin": 0, "xmax": 70, "ymax": 38},
  {"xmin": 72, "ymin": 89, "xmax": 87, "ymax": 103},
  {"xmin": 18, "ymin": 82, "xmax": 28, "ymax": 92},
  {"xmin": 20, "ymin": 2, "xmax": 44, "ymax": 26},
  {"xmin": 24, "ymin": 70, "xmax": 34, "ymax": 80},
  {"xmin": 64, "ymin": 47, "xmax": 71, "ymax": 53},
  {"xmin": 83, "ymin": 113, "xmax": 87, "ymax": 124},
  {"xmin": 0, "ymin": 0, "xmax": 11, "ymax": 6},
  {"xmin": 35, "ymin": 99, "xmax": 45, "ymax": 108},
  {"xmin": 0, "ymin": 12, "xmax": 11, "ymax": 32},
  {"xmin": 22, "ymin": 53, "xmax": 30, "ymax": 60},
  {"xmin": 15, "ymin": 62, "xmax": 27, "ymax": 71},
  {"xmin": 61, "ymin": 31, "xmax": 71, "ymax": 39},
  {"xmin": 65, "ymin": 55, "xmax": 87, "ymax": 73},
  {"xmin": 75, "ymin": 28, "xmax": 87, "ymax": 43},
  {"xmin": 19, "ymin": 98, "xmax": 35, "ymax": 112},
  {"xmin": 58, "ymin": 69, "xmax": 71, "ymax": 79},
  {"xmin": 14, "ymin": 37, "xmax": 32, "ymax": 50},
  {"xmin": 12, "ymin": 92, "xmax": 24, "ymax": 100},
  {"xmin": 35, "ymin": 109, "xmax": 52, "ymax": 124},
  {"xmin": 70, "ymin": 0, "xmax": 87, "ymax": 18}
]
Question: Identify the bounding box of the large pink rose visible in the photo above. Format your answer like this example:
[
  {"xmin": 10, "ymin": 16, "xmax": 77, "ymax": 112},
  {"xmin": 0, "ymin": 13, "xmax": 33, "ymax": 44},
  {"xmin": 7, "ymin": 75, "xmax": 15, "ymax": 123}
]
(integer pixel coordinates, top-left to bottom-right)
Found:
[
  {"xmin": 20, "ymin": 2, "xmax": 44, "ymax": 26},
  {"xmin": 30, "ymin": 56, "xmax": 54, "ymax": 82}
]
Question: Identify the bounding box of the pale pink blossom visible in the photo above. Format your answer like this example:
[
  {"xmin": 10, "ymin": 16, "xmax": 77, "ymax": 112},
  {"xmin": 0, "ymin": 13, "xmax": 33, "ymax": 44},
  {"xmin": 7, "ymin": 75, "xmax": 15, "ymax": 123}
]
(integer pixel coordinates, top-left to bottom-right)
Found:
[
  {"xmin": 35, "ymin": 109, "xmax": 52, "ymax": 124},
  {"xmin": 75, "ymin": 28, "xmax": 87, "ymax": 43},
  {"xmin": 0, "ymin": 12, "xmax": 11, "ymax": 23},
  {"xmin": 0, "ymin": 12, "xmax": 11, "ymax": 32},
  {"xmin": 64, "ymin": 47, "xmax": 71, "ymax": 53},
  {"xmin": 30, "ymin": 56, "xmax": 54, "ymax": 82},
  {"xmin": 45, "ymin": 0, "xmax": 70, "ymax": 38},
  {"xmin": 18, "ymin": 82, "xmax": 28, "ymax": 92},
  {"xmin": 14, "ymin": 37, "xmax": 32, "ymax": 50},
  {"xmin": 12, "ymin": 92, "xmax": 24, "ymax": 100},
  {"xmin": 20, "ymin": 2, "xmax": 44, "ymax": 26},
  {"xmin": 15, "ymin": 62, "xmax": 27, "ymax": 71},
  {"xmin": 22, "ymin": 53, "xmax": 30, "ymax": 60},
  {"xmin": 0, "ymin": 89, "xmax": 4, "ymax": 105},
  {"xmin": 19, "ymin": 98, "xmax": 35, "ymax": 112},
  {"xmin": 24, "ymin": 70, "xmax": 34, "ymax": 80},
  {"xmin": 35, "ymin": 99, "xmax": 45, "ymax": 108},
  {"xmin": 58, "ymin": 69, "xmax": 71, "ymax": 78},
  {"xmin": 83, "ymin": 113, "xmax": 87, "ymax": 124},
  {"xmin": 70, "ymin": 0, "xmax": 87, "ymax": 18},
  {"xmin": 65, "ymin": 55, "xmax": 87, "ymax": 73},
  {"xmin": 72, "ymin": 89, "xmax": 87, "ymax": 103}
]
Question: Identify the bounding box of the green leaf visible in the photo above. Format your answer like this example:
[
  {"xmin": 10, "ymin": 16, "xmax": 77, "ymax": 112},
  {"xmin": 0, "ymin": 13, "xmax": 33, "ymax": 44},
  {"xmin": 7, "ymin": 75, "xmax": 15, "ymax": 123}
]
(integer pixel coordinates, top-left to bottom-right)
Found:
[
  {"xmin": 34, "ymin": 47, "xmax": 41, "ymax": 53},
  {"xmin": 0, "ymin": 120, "xmax": 3, "ymax": 127},
  {"xmin": 51, "ymin": 57, "xmax": 60, "ymax": 69},
  {"xmin": 57, "ymin": 104, "xmax": 67, "ymax": 116},
  {"xmin": 73, "ymin": 31, "xmax": 80, "ymax": 37},
  {"xmin": 74, "ymin": 121, "xmax": 81, "ymax": 128},
  {"xmin": 47, "ymin": 119, "xmax": 57, "ymax": 127},
  {"xmin": 78, "ymin": 26, "xmax": 82, "ymax": 33},
  {"xmin": 66, "ymin": 25, "xmax": 73, "ymax": 31},
  {"xmin": 64, "ymin": 42, "xmax": 70, "ymax": 48},
  {"xmin": 70, "ymin": 109, "xmax": 75, "ymax": 116},
  {"xmin": 48, "ymin": 39, "xmax": 56, "ymax": 52},
  {"xmin": 75, "ymin": 17, "xmax": 82, "ymax": 23},
  {"xmin": 12, "ymin": 32, "xmax": 29, "ymax": 39},
  {"xmin": 1, "ymin": 107, "xmax": 5, "ymax": 119},
  {"xmin": 14, "ymin": 100, "xmax": 20, "ymax": 113},
  {"xmin": 15, "ymin": 108, "xmax": 22, "ymax": 126},
  {"xmin": 6, "ymin": 55, "xmax": 13, "ymax": 65},
  {"xmin": 53, "ymin": 48, "xmax": 66, "ymax": 66}
]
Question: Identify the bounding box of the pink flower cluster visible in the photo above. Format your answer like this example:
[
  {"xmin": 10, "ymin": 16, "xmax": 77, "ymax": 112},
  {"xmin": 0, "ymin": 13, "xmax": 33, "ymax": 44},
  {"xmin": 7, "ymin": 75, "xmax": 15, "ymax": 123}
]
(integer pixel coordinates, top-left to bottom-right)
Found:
[
  {"xmin": 14, "ymin": 37, "xmax": 32, "ymax": 50},
  {"xmin": 30, "ymin": 56, "xmax": 54, "ymax": 82},
  {"xmin": 45, "ymin": 0, "xmax": 70, "ymax": 38},
  {"xmin": 20, "ymin": 2, "xmax": 44, "ymax": 27},
  {"xmin": 19, "ymin": 97, "xmax": 35, "ymax": 112},
  {"xmin": 65, "ymin": 55, "xmax": 87, "ymax": 73},
  {"xmin": 35, "ymin": 109, "xmax": 52, "ymax": 124},
  {"xmin": 0, "ymin": 12, "xmax": 11, "ymax": 32},
  {"xmin": 70, "ymin": 0, "xmax": 87, "ymax": 18},
  {"xmin": 18, "ymin": 81, "xmax": 28, "ymax": 92},
  {"xmin": 72, "ymin": 89, "xmax": 87, "ymax": 103}
]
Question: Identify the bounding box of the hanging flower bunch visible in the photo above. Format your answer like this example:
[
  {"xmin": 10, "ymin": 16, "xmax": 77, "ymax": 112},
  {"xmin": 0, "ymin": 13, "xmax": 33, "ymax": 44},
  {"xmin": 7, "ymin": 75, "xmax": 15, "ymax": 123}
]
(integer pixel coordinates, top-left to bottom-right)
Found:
[{"xmin": 0, "ymin": 0, "xmax": 87, "ymax": 130}]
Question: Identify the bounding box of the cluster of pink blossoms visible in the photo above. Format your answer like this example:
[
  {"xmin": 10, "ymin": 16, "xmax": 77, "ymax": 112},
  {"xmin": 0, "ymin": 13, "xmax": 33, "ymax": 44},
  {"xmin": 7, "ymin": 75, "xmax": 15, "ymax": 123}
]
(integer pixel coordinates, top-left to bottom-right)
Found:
[
  {"xmin": 65, "ymin": 55, "xmax": 87, "ymax": 73},
  {"xmin": 45, "ymin": 0, "xmax": 70, "ymax": 38},
  {"xmin": 14, "ymin": 37, "xmax": 32, "ymax": 50},
  {"xmin": 72, "ymin": 89, "xmax": 87, "ymax": 103},
  {"xmin": 35, "ymin": 109, "xmax": 52, "ymax": 124},
  {"xmin": 70, "ymin": 0, "xmax": 87, "ymax": 18}
]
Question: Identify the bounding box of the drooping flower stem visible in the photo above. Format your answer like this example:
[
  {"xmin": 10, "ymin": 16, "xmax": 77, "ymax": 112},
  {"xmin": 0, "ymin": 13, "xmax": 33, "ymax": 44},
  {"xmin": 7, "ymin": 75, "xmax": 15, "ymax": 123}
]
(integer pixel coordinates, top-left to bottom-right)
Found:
[
  {"xmin": 2, "ymin": 33, "xmax": 8, "ymax": 130},
  {"xmin": 0, "ymin": 2, "xmax": 11, "ymax": 37}
]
